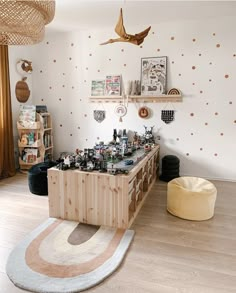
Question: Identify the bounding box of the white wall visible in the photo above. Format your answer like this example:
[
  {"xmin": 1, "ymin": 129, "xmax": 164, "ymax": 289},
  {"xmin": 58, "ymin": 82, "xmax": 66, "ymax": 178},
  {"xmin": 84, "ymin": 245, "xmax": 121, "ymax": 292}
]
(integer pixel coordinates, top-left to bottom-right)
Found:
[{"xmin": 10, "ymin": 16, "xmax": 236, "ymax": 181}]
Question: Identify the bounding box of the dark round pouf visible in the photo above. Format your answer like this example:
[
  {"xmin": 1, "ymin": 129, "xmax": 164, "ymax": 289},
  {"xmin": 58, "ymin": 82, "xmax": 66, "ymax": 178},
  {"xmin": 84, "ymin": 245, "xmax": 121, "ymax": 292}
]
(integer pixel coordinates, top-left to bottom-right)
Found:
[
  {"xmin": 159, "ymin": 155, "xmax": 180, "ymax": 182},
  {"xmin": 28, "ymin": 161, "xmax": 57, "ymax": 196}
]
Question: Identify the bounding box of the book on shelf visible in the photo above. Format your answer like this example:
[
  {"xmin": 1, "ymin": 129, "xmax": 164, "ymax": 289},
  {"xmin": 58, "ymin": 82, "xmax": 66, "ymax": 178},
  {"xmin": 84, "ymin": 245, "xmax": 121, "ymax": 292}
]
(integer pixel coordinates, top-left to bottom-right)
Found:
[
  {"xmin": 21, "ymin": 148, "xmax": 38, "ymax": 163},
  {"xmin": 91, "ymin": 80, "xmax": 105, "ymax": 96},
  {"xmin": 43, "ymin": 133, "xmax": 51, "ymax": 148},
  {"xmin": 18, "ymin": 105, "xmax": 36, "ymax": 128},
  {"xmin": 42, "ymin": 116, "xmax": 48, "ymax": 128},
  {"xmin": 20, "ymin": 132, "xmax": 36, "ymax": 145},
  {"xmin": 105, "ymin": 75, "xmax": 121, "ymax": 96}
]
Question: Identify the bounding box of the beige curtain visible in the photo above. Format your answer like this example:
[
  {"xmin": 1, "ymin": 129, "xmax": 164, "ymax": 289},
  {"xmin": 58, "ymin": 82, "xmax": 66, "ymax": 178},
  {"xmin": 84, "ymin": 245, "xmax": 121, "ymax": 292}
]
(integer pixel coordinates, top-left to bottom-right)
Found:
[{"xmin": 0, "ymin": 45, "xmax": 16, "ymax": 178}]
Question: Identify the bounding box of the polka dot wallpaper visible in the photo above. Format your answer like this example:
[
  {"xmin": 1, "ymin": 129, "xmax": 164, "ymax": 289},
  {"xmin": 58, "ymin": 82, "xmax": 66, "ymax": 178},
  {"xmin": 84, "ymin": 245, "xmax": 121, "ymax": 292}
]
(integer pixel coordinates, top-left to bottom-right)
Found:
[{"xmin": 10, "ymin": 17, "xmax": 236, "ymax": 181}]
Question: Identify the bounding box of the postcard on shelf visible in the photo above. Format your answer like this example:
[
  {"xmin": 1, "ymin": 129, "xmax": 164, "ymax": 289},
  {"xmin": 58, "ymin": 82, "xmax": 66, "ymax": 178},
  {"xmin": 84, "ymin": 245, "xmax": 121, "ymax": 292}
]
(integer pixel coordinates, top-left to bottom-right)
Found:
[
  {"xmin": 91, "ymin": 80, "xmax": 105, "ymax": 96},
  {"xmin": 105, "ymin": 75, "xmax": 121, "ymax": 96}
]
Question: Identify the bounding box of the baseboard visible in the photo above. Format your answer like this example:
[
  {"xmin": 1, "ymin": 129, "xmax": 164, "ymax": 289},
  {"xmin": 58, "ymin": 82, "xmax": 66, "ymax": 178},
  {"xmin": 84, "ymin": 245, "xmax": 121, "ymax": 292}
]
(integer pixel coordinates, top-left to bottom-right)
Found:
[{"xmin": 180, "ymin": 173, "xmax": 236, "ymax": 183}]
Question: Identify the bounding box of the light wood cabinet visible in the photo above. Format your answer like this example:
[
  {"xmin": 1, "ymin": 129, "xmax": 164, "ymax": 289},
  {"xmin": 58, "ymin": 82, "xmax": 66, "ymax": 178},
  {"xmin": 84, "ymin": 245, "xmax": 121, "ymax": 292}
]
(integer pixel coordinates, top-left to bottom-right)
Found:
[
  {"xmin": 17, "ymin": 112, "xmax": 53, "ymax": 170},
  {"xmin": 48, "ymin": 145, "xmax": 159, "ymax": 228}
]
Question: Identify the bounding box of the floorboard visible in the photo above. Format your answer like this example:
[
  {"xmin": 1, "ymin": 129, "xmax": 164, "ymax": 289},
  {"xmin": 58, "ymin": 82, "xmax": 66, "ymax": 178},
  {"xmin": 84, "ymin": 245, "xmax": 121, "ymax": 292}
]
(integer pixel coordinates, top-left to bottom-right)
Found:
[{"xmin": 0, "ymin": 173, "xmax": 235, "ymax": 292}]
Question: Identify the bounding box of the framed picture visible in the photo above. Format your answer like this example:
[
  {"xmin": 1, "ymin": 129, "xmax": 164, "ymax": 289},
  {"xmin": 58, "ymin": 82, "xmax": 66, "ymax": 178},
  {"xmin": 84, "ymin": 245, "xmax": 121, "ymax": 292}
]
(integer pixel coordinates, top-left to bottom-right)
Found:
[
  {"xmin": 91, "ymin": 80, "xmax": 105, "ymax": 96},
  {"xmin": 105, "ymin": 75, "xmax": 121, "ymax": 96},
  {"xmin": 141, "ymin": 56, "xmax": 167, "ymax": 96}
]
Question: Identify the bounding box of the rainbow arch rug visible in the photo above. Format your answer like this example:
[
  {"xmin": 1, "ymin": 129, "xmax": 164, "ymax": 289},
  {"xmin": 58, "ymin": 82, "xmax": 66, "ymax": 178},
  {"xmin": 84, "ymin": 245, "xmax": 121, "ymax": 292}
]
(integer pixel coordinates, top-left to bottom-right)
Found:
[{"xmin": 6, "ymin": 218, "xmax": 134, "ymax": 293}]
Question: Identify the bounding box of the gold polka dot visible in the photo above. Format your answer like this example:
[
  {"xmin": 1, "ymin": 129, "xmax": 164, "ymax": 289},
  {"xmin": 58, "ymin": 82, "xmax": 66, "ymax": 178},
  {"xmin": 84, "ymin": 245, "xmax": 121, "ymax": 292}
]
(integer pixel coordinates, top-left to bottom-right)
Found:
[
  {"xmin": 186, "ymin": 153, "xmax": 189, "ymax": 156},
  {"xmin": 192, "ymin": 38, "xmax": 196, "ymax": 42},
  {"xmin": 53, "ymin": 59, "xmax": 56, "ymax": 63},
  {"xmin": 190, "ymin": 113, "xmax": 194, "ymax": 116},
  {"xmin": 213, "ymin": 33, "xmax": 216, "ymax": 36},
  {"xmin": 215, "ymin": 112, "xmax": 218, "ymax": 115},
  {"xmin": 192, "ymin": 66, "xmax": 196, "ymax": 70},
  {"xmin": 157, "ymin": 49, "xmax": 160, "ymax": 52},
  {"xmin": 216, "ymin": 44, "xmax": 220, "ymax": 48},
  {"xmin": 71, "ymin": 43, "xmax": 74, "ymax": 46},
  {"xmin": 205, "ymin": 122, "xmax": 208, "ymax": 125},
  {"xmin": 171, "ymin": 36, "xmax": 175, "ymax": 40},
  {"xmin": 200, "ymin": 148, "xmax": 203, "ymax": 151},
  {"xmin": 225, "ymin": 74, "xmax": 229, "ymax": 78}
]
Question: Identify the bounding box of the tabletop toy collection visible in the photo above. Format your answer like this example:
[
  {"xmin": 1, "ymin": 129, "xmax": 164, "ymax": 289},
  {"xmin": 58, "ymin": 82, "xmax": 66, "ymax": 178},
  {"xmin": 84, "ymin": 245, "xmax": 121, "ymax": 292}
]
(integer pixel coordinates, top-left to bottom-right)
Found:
[{"xmin": 56, "ymin": 126, "xmax": 156, "ymax": 175}]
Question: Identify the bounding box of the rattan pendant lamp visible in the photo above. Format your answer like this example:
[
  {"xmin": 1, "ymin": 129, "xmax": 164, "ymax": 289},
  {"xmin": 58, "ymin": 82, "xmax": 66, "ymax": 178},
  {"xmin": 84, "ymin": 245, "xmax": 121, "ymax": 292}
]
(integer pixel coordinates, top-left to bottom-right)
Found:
[{"xmin": 0, "ymin": 0, "xmax": 55, "ymax": 45}]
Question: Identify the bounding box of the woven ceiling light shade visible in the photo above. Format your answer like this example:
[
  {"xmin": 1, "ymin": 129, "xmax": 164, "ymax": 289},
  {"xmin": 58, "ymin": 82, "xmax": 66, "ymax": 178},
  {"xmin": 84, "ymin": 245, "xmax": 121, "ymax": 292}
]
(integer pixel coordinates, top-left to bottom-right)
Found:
[{"xmin": 0, "ymin": 0, "xmax": 55, "ymax": 45}]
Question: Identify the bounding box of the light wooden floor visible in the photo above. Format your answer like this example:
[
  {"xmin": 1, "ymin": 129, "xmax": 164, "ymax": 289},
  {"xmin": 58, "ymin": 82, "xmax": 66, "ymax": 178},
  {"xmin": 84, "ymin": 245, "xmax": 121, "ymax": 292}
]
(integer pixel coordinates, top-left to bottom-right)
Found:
[{"xmin": 0, "ymin": 173, "xmax": 236, "ymax": 293}]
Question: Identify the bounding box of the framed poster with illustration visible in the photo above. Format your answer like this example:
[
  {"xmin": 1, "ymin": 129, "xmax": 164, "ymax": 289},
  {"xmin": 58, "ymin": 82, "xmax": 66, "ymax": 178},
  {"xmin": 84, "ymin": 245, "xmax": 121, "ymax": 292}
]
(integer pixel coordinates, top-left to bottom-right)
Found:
[{"xmin": 141, "ymin": 56, "xmax": 167, "ymax": 96}]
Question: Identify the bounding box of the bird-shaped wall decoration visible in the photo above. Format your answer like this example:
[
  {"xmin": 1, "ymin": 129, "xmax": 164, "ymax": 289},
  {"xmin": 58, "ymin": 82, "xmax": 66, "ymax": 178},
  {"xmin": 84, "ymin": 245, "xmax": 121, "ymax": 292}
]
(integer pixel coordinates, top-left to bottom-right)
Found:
[{"xmin": 100, "ymin": 8, "xmax": 151, "ymax": 46}]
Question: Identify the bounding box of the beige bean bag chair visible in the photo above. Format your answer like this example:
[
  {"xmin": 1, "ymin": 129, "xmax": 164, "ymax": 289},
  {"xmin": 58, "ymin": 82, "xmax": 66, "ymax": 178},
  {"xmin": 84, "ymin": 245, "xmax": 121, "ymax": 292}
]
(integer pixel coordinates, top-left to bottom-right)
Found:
[{"xmin": 167, "ymin": 177, "xmax": 217, "ymax": 220}]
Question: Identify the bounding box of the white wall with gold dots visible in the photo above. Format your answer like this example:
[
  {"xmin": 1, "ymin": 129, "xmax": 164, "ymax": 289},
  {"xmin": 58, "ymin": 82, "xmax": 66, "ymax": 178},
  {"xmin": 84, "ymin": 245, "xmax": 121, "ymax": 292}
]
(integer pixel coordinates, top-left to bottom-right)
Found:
[{"xmin": 10, "ymin": 16, "xmax": 236, "ymax": 181}]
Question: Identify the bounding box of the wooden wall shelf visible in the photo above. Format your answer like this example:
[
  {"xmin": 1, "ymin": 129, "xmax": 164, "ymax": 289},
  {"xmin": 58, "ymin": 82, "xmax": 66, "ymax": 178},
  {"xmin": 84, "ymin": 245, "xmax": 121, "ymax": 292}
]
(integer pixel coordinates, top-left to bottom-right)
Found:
[{"xmin": 89, "ymin": 94, "xmax": 182, "ymax": 103}]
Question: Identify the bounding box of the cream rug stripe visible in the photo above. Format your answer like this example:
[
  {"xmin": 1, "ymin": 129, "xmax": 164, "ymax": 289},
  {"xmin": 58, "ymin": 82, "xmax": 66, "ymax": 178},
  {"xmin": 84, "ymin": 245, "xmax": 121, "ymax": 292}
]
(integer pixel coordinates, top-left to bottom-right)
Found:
[
  {"xmin": 6, "ymin": 218, "xmax": 134, "ymax": 293},
  {"xmin": 39, "ymin": 222, "xmax": 117, "ymax": 265}
]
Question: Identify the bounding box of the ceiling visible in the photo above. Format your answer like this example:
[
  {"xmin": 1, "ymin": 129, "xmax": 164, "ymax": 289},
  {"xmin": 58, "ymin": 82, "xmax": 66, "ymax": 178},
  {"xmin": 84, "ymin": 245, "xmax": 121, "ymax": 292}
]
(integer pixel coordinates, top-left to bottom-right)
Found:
[{"xmin": 47, "ymin": 1, "xmax": 236, "ymax": 32}]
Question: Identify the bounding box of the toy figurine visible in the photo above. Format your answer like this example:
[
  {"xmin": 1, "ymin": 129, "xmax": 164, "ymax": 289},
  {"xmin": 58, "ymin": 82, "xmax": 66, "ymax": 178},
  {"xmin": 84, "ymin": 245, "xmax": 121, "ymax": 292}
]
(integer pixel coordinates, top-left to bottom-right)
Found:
[
  {"xmin": 113, "ymin": 129, "xmax": 117, "ymax": 143},
  {"xmin": 143, "ymin": 126, "xmax": 155, "ymax": 144}
]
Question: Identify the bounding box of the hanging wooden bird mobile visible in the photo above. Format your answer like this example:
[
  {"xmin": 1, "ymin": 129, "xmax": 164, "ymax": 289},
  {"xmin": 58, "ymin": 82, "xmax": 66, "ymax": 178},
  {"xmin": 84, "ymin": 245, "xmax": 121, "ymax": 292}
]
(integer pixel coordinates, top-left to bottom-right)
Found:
[{"xmin": 100, "ymin": 8, "xmax": 151, "ymax": 46}]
